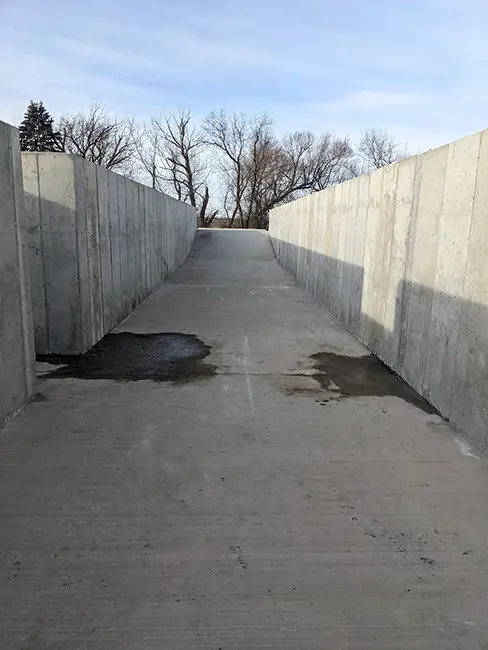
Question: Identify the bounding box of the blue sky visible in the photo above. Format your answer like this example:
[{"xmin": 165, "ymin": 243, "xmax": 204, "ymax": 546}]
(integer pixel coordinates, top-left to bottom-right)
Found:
[{"xmin": 1, "ymin": 0, "xmax": 487, "ymax": 153}]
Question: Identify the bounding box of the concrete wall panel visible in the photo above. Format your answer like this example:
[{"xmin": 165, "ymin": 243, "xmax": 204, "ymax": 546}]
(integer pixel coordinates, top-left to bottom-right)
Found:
[
  {"xmin": 328, "ymin": 185, "xmax": 341, "ymax": 320},
  {"xmin": 402, "ymin": 145, "xmax": 448, "ymax": 393},
  {"xmin": 97, "ymin": 165, "xmax": 113, "ymax": 332},
  {"xmin": 424, "ymin": 133, "xmax": 481, "ymax": 415},
  {"xmin": 149, "ymin": 189, "xmax": 157, "ymax": 290},
  {"xmin": 0, "ymin": 121, "xmax": 35, "ymax": 422},
  {"xmin": 83, "ymin": 159, "xmax": 103, "ymax": 347},
  {"xmin": 38, "ymin": 154, "xmax": 80, "ymax": 353},
  {"xmin": 375, "ymin": 163, "xmax": 398, "ymax": 361},
  {"xmin": 395, "ymin": 155, "xmax": 422, "ymax": 376},
  {"xmin": 323, "ymin": 189, "xmax": 336, "ymax": 312},
  {"xmin": 10, "ymin": 135, "xmax": 36, "ymax": 399},
  {"xmin": 22, "ymin": 153, "xmax": 47, "ymax": 349},
  {"xmin": 384, "ymin": 155, "xmax": 417, "ymax": 367},
  {"xmin": 336, "ymin": 182, "xmax": 349, "ymax": 324},
  {"xmin": 316, "ymin": 191, "xmax": 328, "ymax": 306},
  {"xmin": 137, "ymin": 184, "xmax": 145, "ymax": 304},
  {"xmin": 73, "ymin": 157, "xmax": 91, "ymax": 353},
  {"xmin": 341, "ymin": 179, "xmax": 358, "ymax": 328},
  {"xmin": 452, "ymin": 130, "xmax": 488, "ymax": 448},
  {"xmin": 118, "ymin": 173, "xmax": 130, "ymax": 320},
  {"xmin": 108, "ymin": 170, "xmax": 121, "ymax": 331},
  {"xmin": 360, "ymin": 167, "xmax": 383, "ymax": 348},
  {"xmin": 350, "ymin": 174, "xmax": 369, "ymax": 335}
]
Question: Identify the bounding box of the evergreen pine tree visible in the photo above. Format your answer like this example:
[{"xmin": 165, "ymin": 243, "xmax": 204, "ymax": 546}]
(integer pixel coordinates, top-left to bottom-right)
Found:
[{"xmin": 19, "ymin": 101, "xmax": 60, "ymax": 152}]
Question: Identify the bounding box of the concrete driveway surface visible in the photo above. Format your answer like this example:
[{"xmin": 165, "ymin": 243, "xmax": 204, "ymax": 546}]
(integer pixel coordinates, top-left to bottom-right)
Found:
[{"xmin": 1, "ymin": 229, "xmax": 488, "ymax": 649}]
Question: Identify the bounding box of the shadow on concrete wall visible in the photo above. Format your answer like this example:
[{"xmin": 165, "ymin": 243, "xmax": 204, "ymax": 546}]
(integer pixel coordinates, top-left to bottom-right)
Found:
[
  {"xmin": 24, "ymin": 191, "xmax": 184, "ymax": 356},
  {"xmin": 272, "ymin": 238, "xmax": 488, "ymax": 452}
]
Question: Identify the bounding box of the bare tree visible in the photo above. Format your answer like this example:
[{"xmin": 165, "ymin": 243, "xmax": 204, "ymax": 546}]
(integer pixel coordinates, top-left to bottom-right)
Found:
[
  {"xmin": 57, "ymin": 104, "xmax": 136, "ymax": 173},
  {"xmin": 242, "ymin": 131, "xmax": 355, "ymax": 228},
  {"xmin": 204, "ymin": 110, "xmax": 355, "ymax": 229},
  {"xmin": 135, "ymin": 111, "xmax": 217, "ymax": 227},
  {"xmin": 203, "ymin": 110, "xmax": 270, "ymax": 228},
  {"xmin": 356, "ymin": 127, "xmax": 408, "ymax": 171},
  {"xmin": 132, "ymin": 119, "xmax": 165, "ymax": 191}
]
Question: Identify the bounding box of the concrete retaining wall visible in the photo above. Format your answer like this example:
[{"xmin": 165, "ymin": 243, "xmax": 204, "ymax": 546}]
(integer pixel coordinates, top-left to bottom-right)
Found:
[
  {"xmin": 23, "ymin": 153, "xmax": 197, "ymax": 354},
  {"xmin": 0, "ymin": 121, "xmax": 36, "ymax": 422},
  {"xmin": 270, "ymin": 128, "xmax": 488, "ymax": 450}
]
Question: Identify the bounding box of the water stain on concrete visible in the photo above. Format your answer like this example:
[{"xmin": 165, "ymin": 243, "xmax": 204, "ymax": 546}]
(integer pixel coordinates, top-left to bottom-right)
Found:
[
  {"xmin": 39, "ymin": 332, "xmax": 216, "ymax": 383},
  {"xmin": 310, "ymin": 351, "xmax": 436, "ymax": 414}
]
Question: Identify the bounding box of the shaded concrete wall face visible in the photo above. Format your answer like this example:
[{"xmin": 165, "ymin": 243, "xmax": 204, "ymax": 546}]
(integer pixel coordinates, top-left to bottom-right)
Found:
[
  {"xmin": 23, "ymin": 153, "xmax": 197, "ymax": 354},
  {"xmin": 0, "ymin": 121, "xmax": 36, "ymax": 422},
  {"xmin": 270, "ymin": 129, "xmax": 488, "ymax": 450}
]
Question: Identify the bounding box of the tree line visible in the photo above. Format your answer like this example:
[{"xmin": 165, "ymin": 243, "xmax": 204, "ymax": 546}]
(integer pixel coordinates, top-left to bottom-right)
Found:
[{"xmin": 18, "ymin": 100, "xmax": 408, "ymax": 229}]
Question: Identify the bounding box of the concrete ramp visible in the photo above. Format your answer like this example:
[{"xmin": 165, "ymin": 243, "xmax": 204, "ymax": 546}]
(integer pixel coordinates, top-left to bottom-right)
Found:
[{"xmin": 1, "ymin": 229, "xmax": 488, "ymax": 648}]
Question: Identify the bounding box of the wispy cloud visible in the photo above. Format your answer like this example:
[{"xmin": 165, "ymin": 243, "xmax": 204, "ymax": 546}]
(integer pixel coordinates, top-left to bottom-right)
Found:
[{"xmin": 325, "ymin": 91, "xmax": 428, "ymax": 111}]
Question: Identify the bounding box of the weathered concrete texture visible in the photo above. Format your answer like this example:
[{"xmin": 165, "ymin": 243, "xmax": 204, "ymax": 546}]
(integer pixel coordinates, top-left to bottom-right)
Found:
[
  {"xmin": 22, "ymin": 153, "xmax": 197, "ymax": 354},
  {"xmin": 1, "ymin": 231, "xmax": 488, "ymax": 648},
  {"xmin": 270, "ymin": 128, "xmax": 488, "ymax": 451},
  {"xmin": 0, "ymin": 121, "xmax": 35, "ymax": 423}
]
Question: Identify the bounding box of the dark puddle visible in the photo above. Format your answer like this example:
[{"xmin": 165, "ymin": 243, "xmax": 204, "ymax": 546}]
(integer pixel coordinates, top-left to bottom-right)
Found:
[
  {"xmin": 39, "ymin": 332, "xmax": 216, "ymax": 383},
  {"xmin": 311, "ymin": 351, "xmax": 436, "ymax": 414}
]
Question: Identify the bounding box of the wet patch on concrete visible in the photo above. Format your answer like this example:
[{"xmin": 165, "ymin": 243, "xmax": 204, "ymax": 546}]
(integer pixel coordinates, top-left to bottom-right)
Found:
[
  {"xmin": 39, "ymin": 332, "xmax": 216, "ymax": 383},
  {"xmin": 310, "ymin": 351, "xmax": 436, "ymax": 413},
  {"xmin": 279, "ymin": 374, "xmax": 328, "ymax": 398}
]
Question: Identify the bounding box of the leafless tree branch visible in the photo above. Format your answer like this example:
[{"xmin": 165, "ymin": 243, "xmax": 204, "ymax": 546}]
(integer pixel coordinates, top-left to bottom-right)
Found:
[
  {"xmin": 135, "ymin": 110, "xmax": 217, "ymax": 226},
  {"xmin": 57, "ymin": 103, "xmax": 136, "ymax": 173},
  {"xmin": 356, "ymin": 127, "xmax": 408, "ymax": 171},
  {"xmin": 204, "ymin": 110, "xmax": 356, "ymax": 229}
]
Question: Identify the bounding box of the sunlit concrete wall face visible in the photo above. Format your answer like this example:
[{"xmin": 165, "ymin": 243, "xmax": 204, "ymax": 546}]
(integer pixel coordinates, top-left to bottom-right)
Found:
[{"xmin": 270, "ymin": 129, "xmax": 488, "ymax": 450}]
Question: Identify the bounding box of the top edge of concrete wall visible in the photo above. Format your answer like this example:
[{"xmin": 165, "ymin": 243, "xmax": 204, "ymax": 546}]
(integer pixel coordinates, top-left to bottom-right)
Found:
[{"xmin": 269, "ymin": 126, "xmax": 488, "ymax": 214}]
